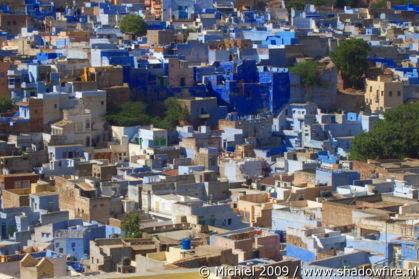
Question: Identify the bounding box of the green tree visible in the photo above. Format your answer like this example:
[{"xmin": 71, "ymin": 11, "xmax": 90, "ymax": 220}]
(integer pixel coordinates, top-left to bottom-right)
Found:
[
  {"xmin": 335, "ymin": 0, "xmax": 357, "ymax": 8},
  {"xmin": 0, "ymin": 97, "xmax": 15, "ymax": 113},
  {"xmin": 105, "ymin": 98, "xmax": 189, "ymax": 129},
  {"xmin": 349, "ymin": 102, "xmax": 419, "ymax": 161},
  {"xmin": 121, "ymin": 213, "xmax": 142, "ymax": 239},
  {"xmin": 105, "ymin": 101, "xmax": 151, "ymax": 126},
  {"xmin": 370, "ymin": 0, "xmax": 419, "ymax": 8},
  {"xmin": 369, "ymin": 0, "xmax": 387, "ymax": 8},
  {"xmin": 183, "ymin": 28, "xmax": 195, "ymax": 42},
  {"xmin": 311, "ymin": 0, "xmax": 325, "ymax": 6},
  {"xmin": 290, "ymin": 60, "xmax": 322, "ymax": 89},
  {"xmin": 330, "ymin": 38, "xmax": 370, "ymax": 89},
  {"xmin": 286, "ymin": 0, "xmax": 305, "ymax": 11},
  {"xmin": 154, "ymin": 98, "xmax": 189, "ymax": 129},
  {"xmin": 119, "ymin": 14, "xmax": 148, "ymax": 37}
]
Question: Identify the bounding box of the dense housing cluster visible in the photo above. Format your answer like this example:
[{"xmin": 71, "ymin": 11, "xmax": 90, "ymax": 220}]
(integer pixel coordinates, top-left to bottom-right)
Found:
[{"xmin": 0, "ymin": 0, "xmax": 417, "ymax": 278}]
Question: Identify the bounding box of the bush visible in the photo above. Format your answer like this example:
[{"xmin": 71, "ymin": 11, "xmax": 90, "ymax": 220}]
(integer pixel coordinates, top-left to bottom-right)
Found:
[
  {"xmin": 105, "ymin": 102, "xmax": 151, "ymax": 127},
  {"xmin": 105, "ymin": 98, "xmax": 189, "ymax": 129},
  {"xmin": 330, "ymin": 38, "xmax": 370, "ymax": 89},
  {"xmin": 119, "ymin": 14, "xmax": 148, "ymax": 37},
  {"xmin": 335, "ymin": 0, "xmax": 357, "ymax": 8},
  {"xmin": 290, "ymin": 60, "xmax": 322, "ymax": 88},
  {"xmin": 121, "ymin": 213, "xmax": 142, "ymax": 239},
  {"xmin": 0, "ymin": 97, "xmax": 15, "ymax": 113},
  {"xmin": 286, "ymin": 0, "xmax": 305, "ymax": 10},
  {"xmin": 349, "ymin": 102, "xmax": 419, "ymax": 161}
]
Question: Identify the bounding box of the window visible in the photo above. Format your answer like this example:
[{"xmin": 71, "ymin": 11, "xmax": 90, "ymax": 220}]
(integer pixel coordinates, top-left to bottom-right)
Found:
[
  {"xmin": 101, "ymin": 101, "xmax": 104, "ymax": 105},
  {"xmin": 397, "ymin": 91, "xmax": 401, "ymax": 96},
  {"xmin": 228, "ymin": 218, "xmax": 232, "ymax": 225},
  {"xmin": 381, "ymin": 91, "xmax": 383, "ymax": 96},
  {"xmin": 369, "ymin": 86, "xmax": 372, "ymax": 92},
  {"xmin": 72, "ymin": 242, "xmax": 76, "ymax": 248},
  {"xmin": 54, "ymin": 104, "xmax": 57, "ymax": 109},
  {"xmin": 209, "ymin": 215, "xmax": 215, "ymax": 226},
  {"xmin": 389, "ymin": 91, "xmax": 392, "ymax": 97},
  {"xmin": 246, "ymin": 91, "xmax": 251, "ymax": 99},
  {"xmin": 15, "ymin": 180, "xmax": 30, "ymax": 189}
]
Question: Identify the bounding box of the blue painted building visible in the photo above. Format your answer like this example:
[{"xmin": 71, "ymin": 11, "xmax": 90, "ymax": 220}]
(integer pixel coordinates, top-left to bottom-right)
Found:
[
  {"xmin": 30, "ymin": 192, "xmax": 59, "ymax": 213},
  {"xmin": 261, "ymin": 32, "xmax": 299, "ymax": 46},
  {"xmin": 0, "ymin": 207, "xmax": 38, "ymax": 239},
  {"xmin": 47, "ymin": 145, "xmax": 84, "ymax": 161},
  {"xmin": 315, "ymin": 168, "xmax": 360, "ymax": 191},
  {"xmin": 207, "ymin": 60, "xmax": 290, "ymax": 114},
  {"xmin": 53, "ymin": 222, "xmax": 106, "ymax": 260}
]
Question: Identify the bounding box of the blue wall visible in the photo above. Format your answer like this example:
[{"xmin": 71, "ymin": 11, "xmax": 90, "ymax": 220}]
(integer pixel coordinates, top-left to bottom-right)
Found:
[{"xmin": 286, "ymin": 244, "xmax": 316, "ymax": 263}]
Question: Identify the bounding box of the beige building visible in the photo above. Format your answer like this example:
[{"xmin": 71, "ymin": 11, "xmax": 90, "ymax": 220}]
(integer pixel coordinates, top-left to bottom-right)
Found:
[
  {"xmin": 87, "ymin": 238, "xmax": 157, "ymax": 273},
  {"xmin": 48, "ymin": 90, "xmax": 107, "ymax": 147},
  {"xmin": 147, "ymin": 30, "xmax": 175, "ymax": 46},
  {"xmin": 50, "ymin": 107, "xmax": 93, "ymax": 147},
  {"xmin": 92, "ymin": 163, "xmax": 117, "ymax": 181},
  {"xmin": 20, "ymin": 254, "xmax": 54, "ymax": 279},
  {"xmin": 364, "ymin": 75, "xmax": 403, "ymax": 112},
  {"xmin": 235, "ymin": 192, "xmax": 274, "ymax": 228},
  {"xmin": 54, "ymin": 176, "xmax": 112, "ymax": 223}
]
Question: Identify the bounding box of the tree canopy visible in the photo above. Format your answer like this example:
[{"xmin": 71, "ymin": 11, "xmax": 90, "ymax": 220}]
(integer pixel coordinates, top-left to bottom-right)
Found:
[
  {"xmin": 286, "ymin": 0, "xmax": 305, "ymax": 10},
  {"xmin": 349, "ymin": 101, "xmax": 419, "ymax": 161},
  {"xmin": 105, "ymin": 101, "xmax": 150, "ymax": 127},
  {"xmin": 335, "ymin": 0, "xmax": 357, "ymax": 8},
  {"xmin": 121, "ymin": 213, "xmax": 142, "ymax": 239},
  {"xmin": 370, "ymin": 0, "xmax": 419, "ymax": 9},
  {"xmin": 105, "ymin": 98, "xmax": 189, "ymax": 129},
  {"xmin": 183, "ymin": 28, "xmax": 195, "ymax": 42},
  {"xmin": 0, "ymin": 97, "xmax": 15, "ymax": 113},
  {"xmin": 119, "ymin": 14, "xmax": 148, "ymax": 37},
  {"xmin": 311, "ymin": 0, "xmax": 325, "ymax": 6},
  {"xmin": 330, "ymin": 38, "xmax": 370, "ymax": 89},
  {"xmin": 290, "ymin": 60, "xmax": 322, "ymax": 89},
  {"xmin": 156, "ymin": 98, "xmax": 189, "ymax": 129}
]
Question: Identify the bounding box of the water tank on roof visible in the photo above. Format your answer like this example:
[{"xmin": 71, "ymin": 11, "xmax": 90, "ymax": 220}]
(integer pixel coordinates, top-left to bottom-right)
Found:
[{"xmin": 182, "ymin": 238, "xmax": 191, "ymax": 250}]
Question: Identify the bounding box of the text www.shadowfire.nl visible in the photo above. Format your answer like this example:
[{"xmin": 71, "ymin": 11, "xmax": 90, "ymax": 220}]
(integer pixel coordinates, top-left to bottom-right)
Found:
[{"xmin": 198, "ymin": 265, "xmax": 418, "ymax": 278}]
